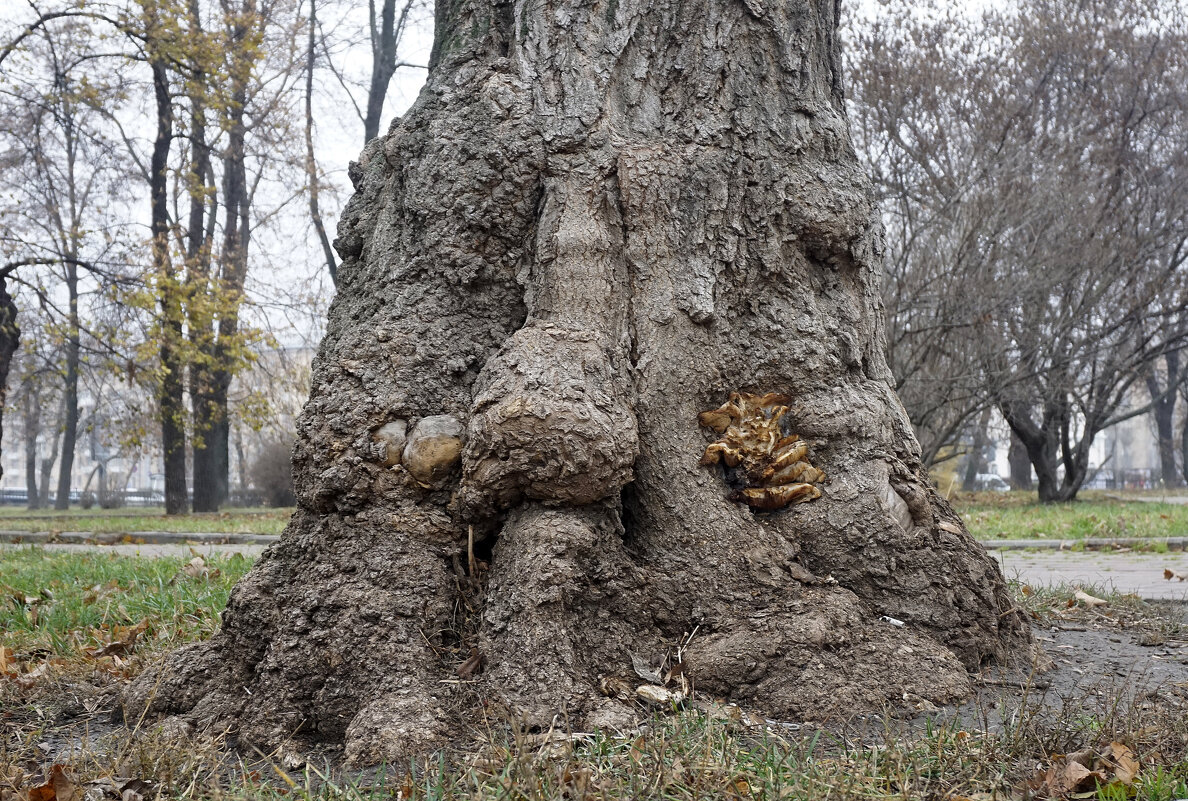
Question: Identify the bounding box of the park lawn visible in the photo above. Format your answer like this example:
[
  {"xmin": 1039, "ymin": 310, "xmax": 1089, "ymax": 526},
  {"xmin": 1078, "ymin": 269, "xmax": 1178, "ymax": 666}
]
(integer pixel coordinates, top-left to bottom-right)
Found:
[
  {"xmin": 2, "ymin": 548, "xmax": 1187, "ymax": 801},
  {"xmin": 955, "ymin": 496, "xmax": 1188, "ymax": 541},
  {"xmin": 0, "ymin": 547, "xmax": 254, "ymax": 657},
  {"xmin": 0, "ymin": 506, "xmax": 292, "ymax": 535}
]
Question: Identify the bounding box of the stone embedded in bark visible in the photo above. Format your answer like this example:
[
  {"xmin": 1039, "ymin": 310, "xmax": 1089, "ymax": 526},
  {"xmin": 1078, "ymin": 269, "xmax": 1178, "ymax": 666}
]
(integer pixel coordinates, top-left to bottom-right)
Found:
[
  {"xmin": 699, "ymin": 392, "xmax": 826, "ymax": 510},
  {"xmin": 402, "ymin": 415, "xmax": 463, "ymax": 486},
  {"xmin": 372, "ymin": 420, "xmax": 408, "ymax": 467}
]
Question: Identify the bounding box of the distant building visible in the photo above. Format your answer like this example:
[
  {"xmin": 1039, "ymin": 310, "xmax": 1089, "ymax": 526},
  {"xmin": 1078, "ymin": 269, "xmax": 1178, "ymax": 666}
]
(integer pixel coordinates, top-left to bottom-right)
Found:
[{"xmin": 0, "ymin": 346, "xmax": 314, "ymax": 504}]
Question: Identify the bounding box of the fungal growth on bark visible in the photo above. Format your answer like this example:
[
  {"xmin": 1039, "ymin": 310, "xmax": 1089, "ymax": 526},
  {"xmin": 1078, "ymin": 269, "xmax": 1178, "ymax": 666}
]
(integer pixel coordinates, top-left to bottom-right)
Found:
[
  {"xmin": 699, "ymin": 392, "xmax": 827, "ymax": 510},
  {"xmin": 124, "ymin": 0, "xmax": 1036, "ymax": 766}
]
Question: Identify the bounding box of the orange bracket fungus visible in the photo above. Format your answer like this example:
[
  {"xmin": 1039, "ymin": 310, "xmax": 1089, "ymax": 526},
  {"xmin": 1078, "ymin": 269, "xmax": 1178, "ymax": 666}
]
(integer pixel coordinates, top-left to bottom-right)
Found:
[{"xmin": 698, "ymin": 392, "xmax": 826, "ymax": 510}]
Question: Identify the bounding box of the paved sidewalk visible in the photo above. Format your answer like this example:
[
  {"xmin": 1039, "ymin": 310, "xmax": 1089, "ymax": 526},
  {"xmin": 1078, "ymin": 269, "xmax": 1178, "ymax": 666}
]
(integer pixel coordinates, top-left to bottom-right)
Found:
[{"xmin": 996, "ymin": 548, "xmax": 1188, "ymax": 601}]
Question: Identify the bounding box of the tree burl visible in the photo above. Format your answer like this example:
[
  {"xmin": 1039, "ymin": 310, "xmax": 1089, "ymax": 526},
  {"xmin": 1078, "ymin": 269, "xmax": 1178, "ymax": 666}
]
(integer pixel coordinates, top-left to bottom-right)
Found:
[{"xmin": 125, "ymin": 0, "xmax": 1035, "ymax": 765}]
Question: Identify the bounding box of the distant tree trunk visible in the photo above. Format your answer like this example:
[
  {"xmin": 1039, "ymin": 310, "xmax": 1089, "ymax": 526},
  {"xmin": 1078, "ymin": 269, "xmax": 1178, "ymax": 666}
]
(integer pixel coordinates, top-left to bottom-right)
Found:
[
  {"xmin": 149, "ymin": 53, "xmax": 188, "ymax": 516},
  {"xmin": 38, "ymin": 401, "xmax": 60, "ymax": 508},
  {"xmin": 0, "ymin": 277, "xmax": 18, "ymax": 483},
  {"xmin": 212, "ymin": 0, "xmax": 252, "ymax": 511},
  {"xmin": 49, "ymin": 81, "xmax": 85, "ymax": 512},
  {"xmin": 1145, "ymin": 351, "xmax": 1181, "ymax": 488},
  {"xmin": 362, "ymin": 0, "xmax": 414, "ymax": 143},
  {"xmin": 1008, "ymin": 431, "xmax": 1032, "ymax": 490},
  {"xmin": 53, "ymin": 264, "xmax": 80, "ymax": 509},
  {"xmin": 305, "ymin": 0, "xmax": 338, "ymax": 287},
  {"xmin": 129, "ymin": 0, "xmax": 1033, "ymax": 764},
  {"xmin": 1002, "ymin": 394, "xmax": 1091, "ymax": 502},
  {"xmin": 22, "ymin": 382, "xmax": 39, "ymax": 508},
  {"xmin": 1180, "ymin": 389, "xmax": 1188, "ymax": 488},
  {"xmin": 193, "ymin": 0, "xmax": 255, "ymax": 512},
  {"xmin": 189, "ymin": 3, "xmax": 221, "ymax": 514},
  {"xmin": 233, "ymin": 420, "xmax": 247, "ymax": 497},
  {"xmin": 960, "ymin": 407, "xmax": 991, "ymax": 492}
]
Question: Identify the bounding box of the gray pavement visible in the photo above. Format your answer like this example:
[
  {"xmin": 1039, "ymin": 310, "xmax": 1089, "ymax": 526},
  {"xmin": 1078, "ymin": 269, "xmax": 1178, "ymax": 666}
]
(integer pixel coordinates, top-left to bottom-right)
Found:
[
  {"xmin": 996, "ymin": 548, "xmax": 1188, "ymax": 601},
  {"xmin": 1103, "ymin": 493, "xmax": 1188, "ymax": 504}
]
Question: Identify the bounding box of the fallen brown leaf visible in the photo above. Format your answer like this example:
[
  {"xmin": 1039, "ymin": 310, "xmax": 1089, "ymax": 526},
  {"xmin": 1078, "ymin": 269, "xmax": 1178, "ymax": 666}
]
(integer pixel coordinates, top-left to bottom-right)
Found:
[
  {"xmin": 725, "ymin": 777, "xmax": 751, "ymax": 799},
  {"xmin": 25, "ymin": 765, "xmax": 74, "ymax": 801},
  {"xmin": 0, "ymin": 647, "xmax": 15, "ymax": 676},
  {"xmin": 181, "ymin": 556, "xmax": 208, "ymax": 578},
  {"xmin": 1101, "ymin": 742, "xmax": 1139, "ymax": 785},
  {"xmin": 456, "ymin": 647, "xmax": 482, "ymax": 678},
  {"xmin": 597, "ymin": 675, "xmax": 635, "ymax": 701},
  {"xmin": 119, "ymin": 777, "xmax": 155, "ymax": 801},
  {"xmin": 636, "ymin": 684, "xmax": 685, "ymax": 705},
  {"xmin": 396, "ymin": 772, "xmax": 416, "ymax": 800},
  {"xmin": 85, "ymin": 621, "xmax": 148, "ymax": 658},
  {"xmin": 15, "ymin": 660, "xmax": 51, "ymax": 690},
  {"xmin": 1047, "ymin": 758, "xmax": 1106, "ymax": 797},
  {"xmin": 628, "ymin": 735, "xmax": 647, "ymax": 766},
  {"xmin": 1074, "ymin": 589, "xmax": 1108, "ymax": 607},
  {"xmin": 82, "ymin": 580, "xmax": 120, "ymax": 605}
]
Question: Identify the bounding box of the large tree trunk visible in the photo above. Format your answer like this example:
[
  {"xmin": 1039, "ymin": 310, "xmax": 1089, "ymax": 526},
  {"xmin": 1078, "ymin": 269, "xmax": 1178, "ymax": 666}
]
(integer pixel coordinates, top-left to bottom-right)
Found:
[{"xmin": 127, "ymin": 0, "xmax": 1032, "ymax": 764}]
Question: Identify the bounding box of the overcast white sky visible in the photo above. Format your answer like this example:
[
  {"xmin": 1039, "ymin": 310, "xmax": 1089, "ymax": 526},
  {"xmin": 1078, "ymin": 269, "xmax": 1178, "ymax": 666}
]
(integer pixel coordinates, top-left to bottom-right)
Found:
[{"xmin": 0, "ymin": 0, "xmax": 1002, "ymax": 355}]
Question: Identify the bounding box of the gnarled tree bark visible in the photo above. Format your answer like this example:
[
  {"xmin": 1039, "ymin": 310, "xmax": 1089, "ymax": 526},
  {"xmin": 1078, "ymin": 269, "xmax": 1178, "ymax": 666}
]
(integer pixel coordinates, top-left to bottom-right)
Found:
[{"xmin": 127, "ymin": 0, "xmax": 1033, "ymax": 764}]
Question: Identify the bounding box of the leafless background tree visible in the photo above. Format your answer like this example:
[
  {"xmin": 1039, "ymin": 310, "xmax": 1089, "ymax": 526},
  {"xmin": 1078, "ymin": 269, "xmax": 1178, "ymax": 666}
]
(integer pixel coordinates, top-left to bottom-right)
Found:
[
  {"xmin": 0, "ymin": 0, "xmax": 429, "ymax": 511},
  {"xmin": 849, "ymin": 0, "xmax": 1188, "ymax": 500}
]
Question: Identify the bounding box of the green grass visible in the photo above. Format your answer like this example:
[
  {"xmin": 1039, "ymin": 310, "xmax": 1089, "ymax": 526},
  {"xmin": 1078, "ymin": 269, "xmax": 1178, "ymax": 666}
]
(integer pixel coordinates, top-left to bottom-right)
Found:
[
  {"xmin": 0, "ymin": 505, "xmax": 291, "ymax": 535},
  {"xmin": 0, "ymin": 547, "xmax": 254, "ymax": 656},
  {"xmin": 955, "ymin": 495, "xmax": 1188, "ymax": 540}
]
